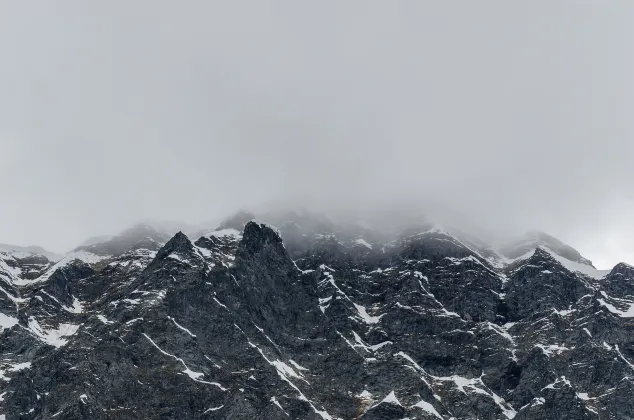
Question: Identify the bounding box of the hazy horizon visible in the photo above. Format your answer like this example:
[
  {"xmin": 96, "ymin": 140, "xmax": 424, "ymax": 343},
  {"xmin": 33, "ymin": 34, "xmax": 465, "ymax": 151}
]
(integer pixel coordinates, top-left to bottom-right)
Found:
[{"xmin": 1, "ymin": 1, "xmax": 633, "ymax": 269}]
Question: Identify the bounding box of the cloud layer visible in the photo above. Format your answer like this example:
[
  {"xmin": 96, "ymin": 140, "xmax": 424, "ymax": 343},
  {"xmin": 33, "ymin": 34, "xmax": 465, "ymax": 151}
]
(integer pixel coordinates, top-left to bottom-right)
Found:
[{"xmin": 0, "ymin": 1, "xmax": 632, "ymax": 268}]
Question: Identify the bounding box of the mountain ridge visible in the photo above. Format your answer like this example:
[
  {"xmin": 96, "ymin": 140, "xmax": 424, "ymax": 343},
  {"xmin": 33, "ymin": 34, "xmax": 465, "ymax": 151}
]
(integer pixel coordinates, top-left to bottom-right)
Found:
[{"xmin": 1, "ymin": 212, "xmax": 633, "ymax": 419}]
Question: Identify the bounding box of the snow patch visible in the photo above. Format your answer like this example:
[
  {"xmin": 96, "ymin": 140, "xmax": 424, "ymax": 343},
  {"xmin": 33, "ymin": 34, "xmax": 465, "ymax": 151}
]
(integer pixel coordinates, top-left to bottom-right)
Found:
[
  {"xmin": 380, "ymin": 391, "xmax": 401, "ymax": 406},
  {"xmin": 354, "ymin": 239, "xmax": 372, "ymax": 249},
  {"xmin": 536, "ymin": 344, "xmax": 570, "ymax": 356},
  {"xmin": 270, "ymin": 397, "xmax": 289, "ymax": 416},
  {"xmin": 96, "ymin": 315, "xmax": 114, "ymax": 325},
  {"xmin": 412, "ymin": 400, "xmax": 443, "ymax": 419},
  {"xmin": 202, "ymin": 405, "xmax": 224, "ymax": 413},
  {"xmin": 168, "ymin": 316, "xmax": 196, "ymax": 337},
  {"xmin": 28, "ymin": 318, "xmax": 79, "ymax": 347},
  {"xmin": 14, "ymin": 251, "xmax": 106, "ymax": 285},
  {"xmin": 597, "ymin": 292, "xmax": 634, "ymax": 317},
  {"xmin": 142, "ymin": 333, "xmax": 225, "ymax": 389},
  {"xmin": 353, "ymin": 303, "xmax": 385, "ymax": 324},
  {"xmin": 0, "ymin": 313, "xmax": 18, "ymax": 331}
]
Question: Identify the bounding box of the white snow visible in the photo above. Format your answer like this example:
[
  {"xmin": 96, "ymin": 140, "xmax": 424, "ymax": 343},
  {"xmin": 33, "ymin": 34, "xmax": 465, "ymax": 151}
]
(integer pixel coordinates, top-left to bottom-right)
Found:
[
  {"xmin": 167, "ymin": 316, "xmax": 196, "ymax": 337},
  {"xmin": 246, "ymin": 340, "xmax": 331, "ymax": 419},
  {"xmin": 412, "ymin": 400, "xmax": 443, "ymax": 419},
  {"xmin": 543, "ymin": 247, "xmax": 610, "ymax": 279},
  {"xmin": 68, "ymin": 297, "xmax": 84, "ymax": 314},
  {"xmin": 536, "ymin": 344, "xmax": 570, "ymax": 356},
  {"xmin": 486, "ymin": 322, "xmax": 517, "ymax": 361},
  {"xmin": 14, "ymin": 251, "xmax": 106, "ymax": 285},
  {"xmin": 270, "ymin": 397, "xmax": 289, "ymax": 416},
  {"xmin": 0, "ymin": 313, "xmax": 18, "ymax": 331},
  {"xmin": 202, "ymin": 405, "xmax": 224, "ymax": 413},
  {"xmin": 213, "ymin": 297, "xmax": 229, "ymax": 310},
  {"xmin": 110, "ymin": 298, "xmax": 141, "ymax": 307},
  {"xmin": 0, "ymin": 285, "xmax": 25, "ymax": 304},
  {"xmin": 9, "ymin": 362, "xmax": 31, "ymax": 372},
  {"xmin": 486, "ymin": 322, "xmax": 514, "ymax": 343},
  {"xmin": 270, "ymin": 360, "xmax": 306, "ymax": 382},
  {"xmin": 168, "ymin": 253, "xmax": 190, "ymax": 264},
  {"xmin": 28, "ymin": 318, "xmax": 79, "ymax": 347},
  {"xmin": 380, "ymin": 391, "xmax": 401, "ymax": 406},
  {"xmin": 318, "ymin": 296, "xmax": 332, "ymax": 313},
  {"xmin": 396, "ymin": 352, "xmax": 516, "ymax": 419},
  {"xmin": 205, "ymin": 228, "xmax": 242, "ymax": 239},
  {"xmin": 369, "ymin": 341, "xmax": 393, "ymax": 351},
  {"xmin": 597, "ymin": 292, "xmax": 634, "ymax": 317},
  {"xmin": 358, "ymin": 390, "xmax": 373, "ymax": 399},
  {"xmin": 39, "ymin": 291, "xmax": 84, "ymax": 314},
  {"xmin": 552, "ymin": 308, "xmax": 576, "ymax": 316},
  {"xmin": 498, "ymin": 242, "xmax": 610, "ymax": 279},
  {"xmin": 543, "ymin": 376, "xmax": 572, "ymax": 390},
  {"xmin": 577, "ymin": 392, "xmax": 590, "ymax": 400},
  {"xmin": 353, "ymin": 303, "xmax": 385, "ymax": 324},
  {"xmin": 439, "ymin": 307, "xmax": 461, "ymax": 318},
  {"xmin": 614, "ymin": 344, "xmax": 634, "ymax": 370},
  {"xmin": 509, "ymin": 246, "xmax": 609, "ymax": 280},
  {"xmin": 354, "ymin": 239, "xmax": 373, "ymax": 249},
  {"xmin": 97, "ymin": 315, "xmax": 114, "ymax": 325},
  {"xmin": 289, "ymin": 360, "xmax": 308, "ymax": 371},
  {"xmin": 142, "ymin": 333, "xmax": 225, "ymax": 389}
]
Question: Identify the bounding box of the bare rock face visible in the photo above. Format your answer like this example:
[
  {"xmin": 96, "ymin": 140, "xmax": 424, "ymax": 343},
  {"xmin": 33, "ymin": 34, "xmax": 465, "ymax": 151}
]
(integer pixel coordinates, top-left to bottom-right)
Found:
[{"xmin": 1, "ymin": 215, "xmax": 633, "ymax": 419}]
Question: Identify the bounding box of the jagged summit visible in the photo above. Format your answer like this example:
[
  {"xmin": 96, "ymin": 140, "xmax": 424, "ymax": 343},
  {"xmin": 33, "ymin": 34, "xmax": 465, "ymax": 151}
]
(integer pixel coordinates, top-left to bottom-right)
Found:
[
  {"xmin": 500, "ymin": 230, "xmax": 594, "ymax": 267},
  {"xmin": 155, "ymin": 231, "xmax": 194, "ymax": 260}
]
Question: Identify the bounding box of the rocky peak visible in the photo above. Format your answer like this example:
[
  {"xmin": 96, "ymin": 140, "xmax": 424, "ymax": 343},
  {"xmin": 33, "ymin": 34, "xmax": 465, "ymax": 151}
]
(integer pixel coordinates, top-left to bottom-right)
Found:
[
  {"xmin": 398, "ymin": 226, "xmax": 477, "ymax": 261},
  {"xmin": 607, "ymin": 262, "xmax": 634, "ymax": 278},
  {"xmin": 154, "ymin": 231, "xmax": 193, "ymax": 261},
  {"xmin": 603, "ymin": 262, "xmax": 634, "ymax": 297},
  {"xmin": 237, "ymin": 222, "xmax": 286, "ymax": 260},
  {"xmin": 501, "ymin": 231, "xmax": 594, "ymax": 267},
  {"xmin": 505, "ymin": 247, "xmax": 592, "ymax": 320}
]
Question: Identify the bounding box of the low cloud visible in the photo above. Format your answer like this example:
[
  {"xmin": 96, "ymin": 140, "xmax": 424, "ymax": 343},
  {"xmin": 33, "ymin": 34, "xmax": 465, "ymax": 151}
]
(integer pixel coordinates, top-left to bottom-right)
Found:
[{"xmin": 0, "ymin": 1, "xmax": 632, "ymax": 268}]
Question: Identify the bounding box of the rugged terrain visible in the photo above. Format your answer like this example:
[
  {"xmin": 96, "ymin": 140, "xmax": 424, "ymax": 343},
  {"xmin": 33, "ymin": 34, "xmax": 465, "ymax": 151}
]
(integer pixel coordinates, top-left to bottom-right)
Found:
[{"xmin": 1, "ymin": 212, "xmax": 634, "ymax": 419}]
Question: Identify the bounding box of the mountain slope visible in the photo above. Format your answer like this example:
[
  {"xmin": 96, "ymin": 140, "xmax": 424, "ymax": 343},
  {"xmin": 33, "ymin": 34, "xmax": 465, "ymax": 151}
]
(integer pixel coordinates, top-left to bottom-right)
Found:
[{"xmin": 0, "ymin": 215, "xmax": 633, "ymax": 419}]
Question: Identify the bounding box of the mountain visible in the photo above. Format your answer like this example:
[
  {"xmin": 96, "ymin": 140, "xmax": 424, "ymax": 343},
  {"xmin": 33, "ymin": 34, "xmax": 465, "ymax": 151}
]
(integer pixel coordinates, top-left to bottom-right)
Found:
[
  {"xmin": 0, "ymin": 244, "xmax": 60, "ymax": 286},
  {"xmin": 0, "ymin": 212, "xmax": 633, "ymax": 419}
]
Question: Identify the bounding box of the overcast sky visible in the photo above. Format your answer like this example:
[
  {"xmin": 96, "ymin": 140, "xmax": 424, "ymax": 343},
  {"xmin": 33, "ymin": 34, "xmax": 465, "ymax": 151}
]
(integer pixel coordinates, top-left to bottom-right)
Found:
[{"xmin": 0, "ymin": 1, "xmax": 632, "ymax": 268}]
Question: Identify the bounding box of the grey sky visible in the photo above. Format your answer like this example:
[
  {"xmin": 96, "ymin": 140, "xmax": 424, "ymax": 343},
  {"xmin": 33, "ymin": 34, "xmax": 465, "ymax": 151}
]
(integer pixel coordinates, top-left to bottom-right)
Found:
[{"xmin": 0, "ymin": 1, "xmax": 632, "ymax": 268}]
